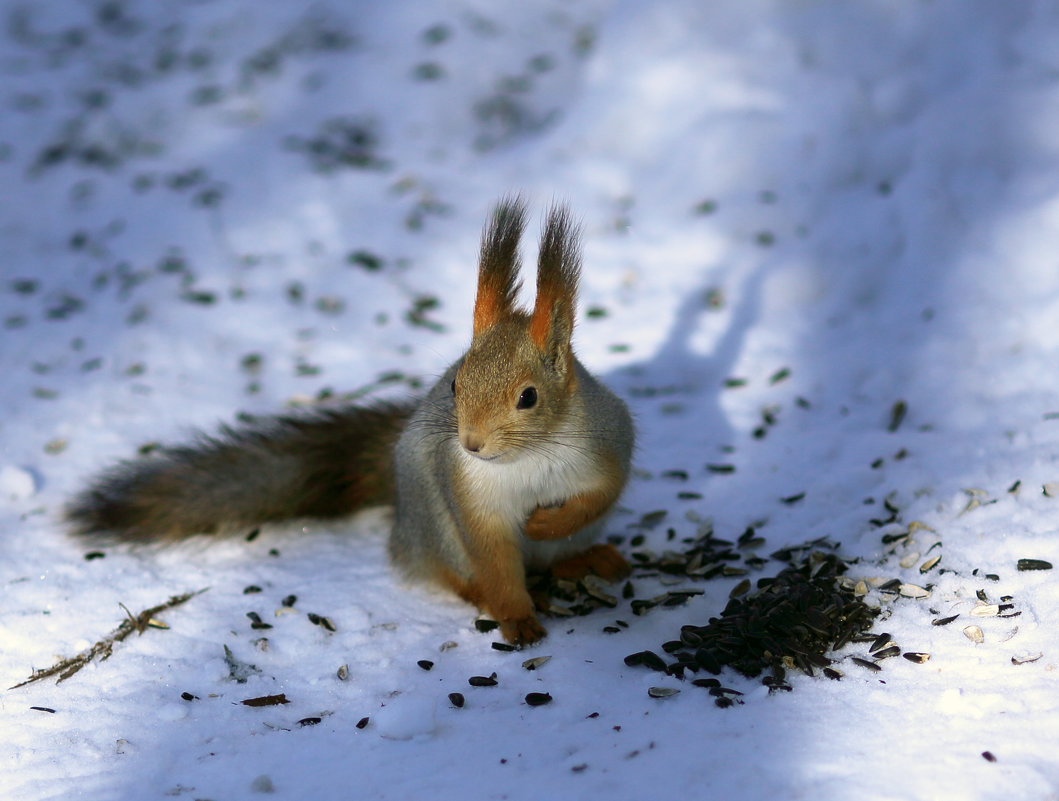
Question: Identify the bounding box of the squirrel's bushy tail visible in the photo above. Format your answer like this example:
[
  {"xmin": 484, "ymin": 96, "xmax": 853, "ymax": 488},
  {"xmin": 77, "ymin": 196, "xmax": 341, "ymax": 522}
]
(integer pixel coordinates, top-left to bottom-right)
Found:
[{"xmin": 66, "ymin": 404, "xmax": 413, "ymax": 541}]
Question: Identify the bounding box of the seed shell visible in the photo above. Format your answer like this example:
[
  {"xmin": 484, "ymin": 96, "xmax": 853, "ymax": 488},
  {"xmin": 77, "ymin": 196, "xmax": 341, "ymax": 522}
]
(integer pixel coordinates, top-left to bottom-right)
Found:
[
  {"xmin": 468, "ymin": 673, "xmax": 498, "ymax": 687},
  {"xmin": 902, "ymin": 652, "xmax": 930, "ymax": 664},
  {"xmin": 1016, "ymin": 559, "xmax": 1052, "ymax": 571},
  {"xmin": 448, "ymin": 692, "xmax": 465, "ymax": 708},
  {"xmin": 851, "ymin": 657, "xmax": 881, "ymax": 673},
  {"xmin": 1011, "ymin": 652, "xmax": 1043, "ymax": 665},
  {"xmin": 525, "ymin": 692, "xmax": 553, "ymax": 706},
  {"xmin": 963, "ymin": 625, "xmax": 985, "ymax": 643},
  {"xmin": 899, "ymin": 583, "xmax": 930, "ymax": 599},
  {"xmin": 648, "ymin": 687, "xmax": 680, "ymax": 698}
]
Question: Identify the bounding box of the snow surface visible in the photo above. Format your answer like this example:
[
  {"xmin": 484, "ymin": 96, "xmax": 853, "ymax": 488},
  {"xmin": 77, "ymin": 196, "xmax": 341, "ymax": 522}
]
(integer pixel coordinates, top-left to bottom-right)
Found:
[{"xmin": 3, "ymin": 1, "xmax": 1059, "ymax": 799}]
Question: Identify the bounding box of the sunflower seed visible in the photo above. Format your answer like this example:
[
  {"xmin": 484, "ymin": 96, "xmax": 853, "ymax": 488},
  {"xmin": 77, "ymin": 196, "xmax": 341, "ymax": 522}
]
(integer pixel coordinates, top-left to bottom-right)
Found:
[
  {"xmin": 902, "ymin": 652, "xmax": 930, "ymax": 664},
  {"xmin": 522, "ymin": 656, "xmax": 551, "ymax": 671},
  {"xmin": 648, "ymin": 687, "xmax": 680, "ymax": 698},
  {"xmin": 932, "ymin": 614, "xmax": 959, "ymax": 626},
  {"xmin": 1011, "ymin": 652, "xmax": 1043, "ymax": 665},
  {"xmin": 963, "ymin": 625, "xmax": 984, "ymax": 643},
  {"xmin": 448, "ymin": 693, "xmax": 464, "ymax": 708},
  {"xmin": 525, "ymin": 692, "xmax": 553, "ymax": 706},
  {"xmin": 899, "ymin": 583, "xmax": 930, "ymax": 599},
  {"xmin": 919, "ymin": 555, "xmax": 941, "ymax": 574},
  {"xmin": 970, "ymin": 604, "xmax": 1000, "ymax": 617},
  {"xmin": 899, "ymin": 552, "xmax": 920, "ymax": 569},
  {"xmin": 869, "ymin": 633, "xmax": 895, "ymax": 654},
  {"xmin": 1016, "ymin": 559, "xmax": 1052, "ymax": 571},
  {"xmin": 468, "ymin": 673, "xmax": 498, "ymax": 687}
]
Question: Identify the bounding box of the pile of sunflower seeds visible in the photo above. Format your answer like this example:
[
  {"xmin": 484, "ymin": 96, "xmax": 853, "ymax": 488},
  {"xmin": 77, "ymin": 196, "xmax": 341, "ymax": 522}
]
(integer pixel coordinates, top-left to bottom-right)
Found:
[{"xmin": 625, "ymin": 545, "xmax": 880, "ymax": 697}]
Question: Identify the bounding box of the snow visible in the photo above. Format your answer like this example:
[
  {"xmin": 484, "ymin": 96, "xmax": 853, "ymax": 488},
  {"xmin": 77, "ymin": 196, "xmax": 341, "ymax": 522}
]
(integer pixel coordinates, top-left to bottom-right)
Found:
[{"xmin": 3, "ymin": 1, "xmax": 1059, "ymax": 799}]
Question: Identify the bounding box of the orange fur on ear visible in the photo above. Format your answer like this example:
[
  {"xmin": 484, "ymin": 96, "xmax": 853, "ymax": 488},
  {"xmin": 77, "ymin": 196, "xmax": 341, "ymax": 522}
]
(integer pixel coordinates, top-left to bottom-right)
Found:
[
  {"xmin": 530, "ymin": 204, "xmax": 580, "ymax": 355},
  {"xmin": 473, "ymin": 198, "xmax": 526, "ymax": 335}
]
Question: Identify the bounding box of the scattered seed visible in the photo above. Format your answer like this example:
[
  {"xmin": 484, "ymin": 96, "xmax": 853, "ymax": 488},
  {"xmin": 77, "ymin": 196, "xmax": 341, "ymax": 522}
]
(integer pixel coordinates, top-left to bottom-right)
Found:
[
  {"xmin": 1042, "ymin": 484, "xmax": 1059, "ymax": 498},
  {"xmin": 648, "ymin": 687, "xmax": 680, "ymax": 698},
  {"xmin": 525, "ymin": 692, "xmax": 553, "ymax": 706},
  {"xmin": 899, "ymin": 583, "xmax": 930, "ymax": 599},
  {"xmin": 356, "ymin": 716, "xmax": 370, "ymax": 729},
  {"xmin": 899, "ymin": 552, "xmax": 920, "ymax": 569},
  {"xmin": 887, "ymin": 400, "xmax": 907, "ymax": 432},
  {"xmin": 729, "ymin": 578, "xmax": 751, "ymax": 598},
  {"xmin": 307, "ymin": 613, "xmax": 336, "ymax": 632},
  {"xmin": 851, "ymin": 657, "xmax": 881, "ymax": 673},
  {"xmin": 919, "ymin": 555, "xmax": 941, "ymax": 574},
  {"xmin": 932, "ymin": 614, "xmax": 959, "ymax": 626},
  {"xmin": 963, "ymin": 625, "xmax": 984, "ymax": 644},
  {"xmin": 872, "ymin": 645, "xmax": 901, "ymax": 659},
  {"xmin": 902, "ymin": 652, "xmax": 930, "ymax": 664},
  {"xmin": 868, "ymin": 633, "xmax": 895, "ymax": 654},
  {"xmin": 823, "ymin": 667, "xmax": 843, "ymax": 680},
  {"xmin": 337, "ymin": 665, "xmax": 349, "ymax": 681},
  {"xmin": 474, "ymin": 619, "xmax": 499, "ymax": 633},
  {"xmin": 281, "ymin": 595, "xmax": 297, "ymax": 607},
  {"xmin": 491, "ymin": 642, "xmax": 517, "ymax": 652},
  {"xmin": 243, "ymin": 585, "xmax": 263, "ymax": 595},
  {"xmin": 417, "ymin": 660, "xmax": 434, "ymax": 671},
  {"xmin": 1016, "ymin": 559, "xmax": 1052, "ymax": 571},
  {"xmin": 522, "ymin": 656, "xmax": 551, "ymax": 671},
  {"xmin": 1011, "ymin": 652, "xmax": 1043, "ymax": 665},
  {"xmin": 180, "ymin": 691, "xmax": 198, "ymax": 701},
  {"xmin": 241, "ymin": 694, "xmax": 289, "ymax": 707},
  {"xmin": 624, "ymin": 650, "xmax": 668, "ymax": 672},
  {"xmin": 30, "ymin": 706, "xmax": 56, "ymax": 713},
  {"xmin": 468, "ymin": 673, "xmax": 498, "ymax": 687},
  {"xmin": 448, "ymin": 692, "xmax": 465, "ymax": 708},
  {"xmin": 298, "ymin": 717, "xmax": 322, "ymax": 727},
  {"xmin": 970, "ymin": 604, "xmax": 1000, "ymax": 618},
  {"xmin": 84, "ymin": 551, "xmax": 106, "ymax": 561},
  {"xmin": 982, "ymin": 751, "xmax": 997, "ymax": 763}
]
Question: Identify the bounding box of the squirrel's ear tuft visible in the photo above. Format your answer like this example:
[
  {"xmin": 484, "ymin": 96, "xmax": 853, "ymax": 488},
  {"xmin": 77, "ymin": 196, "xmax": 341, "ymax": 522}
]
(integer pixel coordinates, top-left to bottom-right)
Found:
[
  {"xmin": 529, "ymin": 204, "xmax": 581, "ymax": 365},
  {"xmin": 474, "ymin": 197, "xmax": 527, "ymax": 335}
]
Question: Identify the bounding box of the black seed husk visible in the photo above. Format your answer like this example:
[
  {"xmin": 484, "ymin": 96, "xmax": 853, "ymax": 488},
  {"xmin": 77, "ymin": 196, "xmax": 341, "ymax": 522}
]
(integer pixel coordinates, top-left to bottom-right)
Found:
[
  {"xmin": 1017, "ymin": 559, "xmax": 1052, "ymax": 571},
  {"xmin": 468, "ymin": 673, "xmax": 498, "ymax": 687},
  {"xmin": 417, "ymin": 660, "xmax": 434, "ymax": 671},
  {"xmin": 525, "ymin": 692, "xmax": 552, "ymax": 706},
  {"xmin": 851, "ymin": 657, "xmax": 882, "ymax": 673},
  {"xmin": 356, "ymin": 716, "xmax": 370, "ymax": 728},
  {"xmin": 448, "ymin": 692, "xmax": 465, "ymax": 708}
]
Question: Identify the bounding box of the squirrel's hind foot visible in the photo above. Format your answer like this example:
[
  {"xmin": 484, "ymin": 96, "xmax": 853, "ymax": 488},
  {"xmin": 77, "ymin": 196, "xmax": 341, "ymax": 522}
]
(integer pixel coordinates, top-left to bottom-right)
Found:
[{"xmin": 549, "ymin": 544, "xmax": 631, "ymax": 582}]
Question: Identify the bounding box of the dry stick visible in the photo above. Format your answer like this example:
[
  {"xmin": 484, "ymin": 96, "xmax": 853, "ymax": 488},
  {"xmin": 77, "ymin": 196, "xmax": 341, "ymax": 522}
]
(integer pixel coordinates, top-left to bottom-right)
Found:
[{"xmin": 10, "ymin": 588, "xmax": 208, "ymax": 690}]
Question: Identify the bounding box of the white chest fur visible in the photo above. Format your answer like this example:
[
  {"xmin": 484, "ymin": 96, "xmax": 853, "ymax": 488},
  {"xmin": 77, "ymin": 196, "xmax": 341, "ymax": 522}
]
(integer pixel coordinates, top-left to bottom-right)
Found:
[{"xmin": 455, "ymin": 423, "xmax": 601, "ymax": 527}]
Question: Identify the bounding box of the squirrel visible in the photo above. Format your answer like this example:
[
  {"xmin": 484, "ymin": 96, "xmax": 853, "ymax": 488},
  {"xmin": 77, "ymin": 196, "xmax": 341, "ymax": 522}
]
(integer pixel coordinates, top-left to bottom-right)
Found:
[{"xmin": 67, "ymin": 198, "xmax": 635, "ymax": 645}]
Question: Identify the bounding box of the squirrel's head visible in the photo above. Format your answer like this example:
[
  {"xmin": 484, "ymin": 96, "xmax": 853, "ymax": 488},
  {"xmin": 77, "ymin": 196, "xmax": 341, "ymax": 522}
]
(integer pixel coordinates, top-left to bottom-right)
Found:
[{"xmin": 453, "ymin": 198, "xmax": 581, "ymax": 461}]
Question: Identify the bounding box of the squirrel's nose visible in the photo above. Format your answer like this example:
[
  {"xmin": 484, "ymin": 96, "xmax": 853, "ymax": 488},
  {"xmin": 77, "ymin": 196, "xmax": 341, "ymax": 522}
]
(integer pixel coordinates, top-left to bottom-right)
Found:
[{"xmin": 459, "ymin": 430, "xmax": 485, "ymax": 454}]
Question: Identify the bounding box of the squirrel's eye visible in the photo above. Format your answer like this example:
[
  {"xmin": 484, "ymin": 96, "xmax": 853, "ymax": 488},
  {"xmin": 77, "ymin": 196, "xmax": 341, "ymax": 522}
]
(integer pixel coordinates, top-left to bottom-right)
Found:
[
  {"xmin": 451, "ymin": 379, "xmax": 457, "ymax": 396},
  {"xmin": 517, "ymin": 386, "xmax": 538, "ymax": 410}
]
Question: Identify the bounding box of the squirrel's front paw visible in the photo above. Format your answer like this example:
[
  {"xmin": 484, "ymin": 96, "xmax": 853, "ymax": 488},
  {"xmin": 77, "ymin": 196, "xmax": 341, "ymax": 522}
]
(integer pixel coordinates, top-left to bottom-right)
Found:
[
  {"xmin": 525, "ymin": 504, "xmax": 574, "ymax": 541},
  {"xmin": 500, "ymin": 614, "xmax": 547, "ymax": 646}
]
